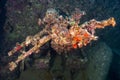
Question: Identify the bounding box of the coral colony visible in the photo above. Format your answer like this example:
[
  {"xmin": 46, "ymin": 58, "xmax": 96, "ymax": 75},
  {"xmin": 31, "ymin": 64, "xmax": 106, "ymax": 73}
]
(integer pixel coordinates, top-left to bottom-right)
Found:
[{"xmin": 7, "ymin": 8, "xmax": 116, "ymax": 71}]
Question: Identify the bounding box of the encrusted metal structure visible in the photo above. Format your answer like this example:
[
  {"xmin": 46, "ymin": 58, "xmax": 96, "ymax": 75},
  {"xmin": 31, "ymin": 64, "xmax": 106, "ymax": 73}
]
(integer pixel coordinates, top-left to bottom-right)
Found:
[{"xmin": 7, "ymin": 8, "xmax": 116, "ymax": 71}]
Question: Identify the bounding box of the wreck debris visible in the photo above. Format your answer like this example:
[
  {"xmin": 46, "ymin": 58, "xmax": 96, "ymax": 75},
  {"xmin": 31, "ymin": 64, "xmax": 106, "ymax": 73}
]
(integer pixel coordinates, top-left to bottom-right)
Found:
[{"xmin": 7, "ymin": 8, "xmax": 116, "ymax": 71}]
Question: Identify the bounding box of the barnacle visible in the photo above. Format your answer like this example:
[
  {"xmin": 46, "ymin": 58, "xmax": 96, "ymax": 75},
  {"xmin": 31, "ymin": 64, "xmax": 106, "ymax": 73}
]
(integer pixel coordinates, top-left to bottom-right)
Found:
[{"xmin": 7, "ymin": 8, "xmax": 116, "ymax": 71}]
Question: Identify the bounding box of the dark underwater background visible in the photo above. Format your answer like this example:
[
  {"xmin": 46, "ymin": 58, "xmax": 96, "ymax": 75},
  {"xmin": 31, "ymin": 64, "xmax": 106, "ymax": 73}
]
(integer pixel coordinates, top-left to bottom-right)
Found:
[{"xmin": 0, "ymin": 0, "xmax": 120, "ymax": 80}]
